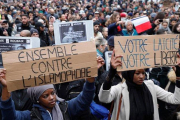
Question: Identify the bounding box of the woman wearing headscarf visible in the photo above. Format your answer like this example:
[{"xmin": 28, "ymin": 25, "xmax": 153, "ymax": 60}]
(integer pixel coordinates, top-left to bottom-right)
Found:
[
  {"xmin": 98, "ymin": 50, "xmax": 180, "ymax": 120},
  {"xmin": 0, "ymin": 57, "xmax": 105, "ymax": 120}
]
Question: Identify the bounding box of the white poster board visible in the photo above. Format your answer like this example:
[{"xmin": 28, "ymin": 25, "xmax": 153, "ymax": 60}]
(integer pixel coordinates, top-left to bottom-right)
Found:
[
  {"xmin": 0, "ymin": 37, "xmax": 40, "ymax": 67},
  {"xmin": 54, "ymin": 20, "xmax": 94, "ymax": 45},
  {"xmin": 105, "ymin": 51, "xmax": 112, "ymax": 71}
]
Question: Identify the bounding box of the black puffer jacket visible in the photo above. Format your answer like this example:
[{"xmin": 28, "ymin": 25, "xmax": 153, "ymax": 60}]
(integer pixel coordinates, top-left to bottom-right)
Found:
[{"xmin": 16, "ymin": 23, "xmax": 34, "ymax": 32}]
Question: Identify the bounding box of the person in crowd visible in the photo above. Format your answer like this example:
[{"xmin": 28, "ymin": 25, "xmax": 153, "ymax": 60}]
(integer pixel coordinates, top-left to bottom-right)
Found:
[
  {"xmin": 0, "ymin": 20, "xmax": 12, "ymax": 36},
  {"xmin": 48, "ymin": 24, "xmax": 55, "ymax": 46},
  {"xmin": 46, "ymin": 8, "xmax": 59, "ymax": 20},
  {"xmin": 102, "ymin": 27, "xmax": 108, "ymax": 40},
  {"xmin": 0, "ymin": 56, "xmax": 104, "ymax": 120},
  {"xmin": 172, "ymin": 22, "xmax": 180, "ymax": 34},
  {"xmin": 161, "ymin": 67, "xmax": 180, "ymax": 120},
  {"xmin": 30, "ymin": 28, "xmax": 47, "ymax": 47},
  {"xmin": 133, "ymin": 11, "xmax": 140, "ymax": 18},
  {"xmin": 169, "ymin": 18, "xmax": 178, "ymax": 31},
  {"xmin": 122, "ymin": 20, "xmax": 138, "ymax": 36},
  {"xmin": 0, "ymin": 29, "xmax": 32, "ymax": 118},
  {"xmin": 102, "ymin": 35, "xmax": 116, "ymax": 62},
  {"xmin": 95, "ymin": 37, "xmax": 107, "ymax": 57},
  {"xmin": 49, "ymin": 16, "xmax": 56, "ymax": 25},
  {"xmin": 7, "ymin": 10, "xmax": 13, "ymax": 23},
  {"xmin": 19, "ymin": 30, "xmax": 31, "ymax": 37},
  {"xmin": 28, "ymin": 11, "xmax": 34, "ymax": 25},
  {"xmin": 159, "ymin": 20, "xmax": 172, "ymax": 33},
  {"xmin": 35, "ymin": 22, "xmax": 50, "ymax": 46},
  {"xmin": 98, "ymin": 50, "xmax": 180, "ymax": 120},
  {"xmin": 1, "ymin": 14, "xmax": 9, "ymax": 22},
  {"xmin": 106, "ymin": 12, "xmax": 124, "ymax": 38},
  {"xmin": 16, "ymin": 14, "xmax": 34, "ymax": 33},
  {"xmin": 94, "ymin": 21, "xmax": 103, "ymax": 38}
]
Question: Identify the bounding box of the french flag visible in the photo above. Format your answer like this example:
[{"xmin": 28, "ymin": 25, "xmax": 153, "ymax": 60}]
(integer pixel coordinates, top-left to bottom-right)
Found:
[{"xmin": 131, "ymin": 16, "xmax": 152, "ymax": 33}]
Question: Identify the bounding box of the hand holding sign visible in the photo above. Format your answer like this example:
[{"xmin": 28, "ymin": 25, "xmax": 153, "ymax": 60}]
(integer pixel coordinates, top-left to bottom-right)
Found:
[
  {"xmin": 110, "ymin": 50, "xmax": 123, "ymax": 69},
  {"xmin": 0, "ymin": 68, "xmax": 11, "ymax": 101},
  {"xmin": 115, "ymin": 35, "xmax": 180, "ymax": 71},
  {"xmin": 2, "ymin": 41, "xmax": 97, "ymax": 91},
  {"xmin": 177, "ymin": 53, "xmax": 180, "ymax": 67},
  {"xmin": 0, "ymin": 68, "xmax": 6, "ymax": 87},
  {"xmin": 97, "ymin": 56, "xmax": 105, "ymax": 69},
  {"xmin": 86, "ymin": 57, "xmax": 105, "ymax": 83}
]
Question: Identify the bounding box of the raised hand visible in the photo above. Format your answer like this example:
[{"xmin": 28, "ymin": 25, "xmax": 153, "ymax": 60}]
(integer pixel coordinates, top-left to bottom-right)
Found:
[
  {"xmin": 110, "ymin": 50, "xmax": 123, "ymax": 69},
  {"xmin": 0, "ymin": 68, "xmax": 7, "ymax": 87},
  {"xmin": 97, "ymin": 56, "xmax": 105, "ymax": 69}
]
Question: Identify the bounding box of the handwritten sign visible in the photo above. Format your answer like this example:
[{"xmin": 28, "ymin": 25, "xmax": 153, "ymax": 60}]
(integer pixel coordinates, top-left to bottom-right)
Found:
[
  {"xmin": 115, "ymin": 35, "xmax": 179, "ymax": 71},
  {"xmin": 163, "ymin": 0, "xmax": 172, "ymax": 7},
  {"xmin": 2, "ymin": 41, "xmax": 97, "ymax": 91}
]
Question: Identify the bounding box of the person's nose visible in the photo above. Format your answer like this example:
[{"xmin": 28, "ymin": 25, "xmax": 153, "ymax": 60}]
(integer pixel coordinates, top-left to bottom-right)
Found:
[
  {"xmin": 49, "ymin": 95, "xmax": 54, "ymax": 100},
  {"xmin": 139, "ymin": 74, "xmax": 144, "ymax": 78}
]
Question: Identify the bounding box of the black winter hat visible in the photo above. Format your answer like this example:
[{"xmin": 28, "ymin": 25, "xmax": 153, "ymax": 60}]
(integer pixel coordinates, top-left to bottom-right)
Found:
[
  {"xmin": 107, "ymin": 36, "xmax": 114, "ymax": 47},
  {"xmin": 35, "ymin": 22, "xmax": 44, "ymax": 28}
]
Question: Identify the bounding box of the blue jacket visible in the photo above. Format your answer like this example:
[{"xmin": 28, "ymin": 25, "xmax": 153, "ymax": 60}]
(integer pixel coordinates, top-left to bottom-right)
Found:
[
  {"xmin": 0, "ymin": 81, "xmax": 95, "ymax": 120},
  {"xmin": 108, "ymin": 23, "xmax": 123, "ymax": 39},
  {"xmin": 122, "ymin": 29, "xmax": 138, "ymax": 36}
]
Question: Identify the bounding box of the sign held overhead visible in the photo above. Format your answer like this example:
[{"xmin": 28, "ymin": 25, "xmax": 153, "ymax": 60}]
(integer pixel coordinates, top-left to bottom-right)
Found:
[
  {"xmin": 115, "ymin": 34, "xmax": 180, "ymax": 71},
  {"xmin": 2, "ymin": 41, "xmax": 97, "ymax": 91}
]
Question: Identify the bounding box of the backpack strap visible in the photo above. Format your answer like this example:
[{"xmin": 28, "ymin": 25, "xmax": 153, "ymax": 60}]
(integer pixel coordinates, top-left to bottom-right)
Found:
[
  {"xmin": 31, "ymin": 107, "xmax": 43, "ymax": 120},
  {"xmin": 116, "ymin": 94, "xmax": 123, "ymax": 120},
  {"xmin": 59, "ymin": 101, "xmax": 71, "ymax": 120},
  {"xmin": 108, "ymin": 101, "xmax": 114, "ymax": 120}
]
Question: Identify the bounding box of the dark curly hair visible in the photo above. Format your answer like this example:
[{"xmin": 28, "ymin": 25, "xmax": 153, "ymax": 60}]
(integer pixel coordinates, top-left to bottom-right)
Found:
[{"xmin": 172, "ymin": 22, "xmax": 180, "ymax": 34}]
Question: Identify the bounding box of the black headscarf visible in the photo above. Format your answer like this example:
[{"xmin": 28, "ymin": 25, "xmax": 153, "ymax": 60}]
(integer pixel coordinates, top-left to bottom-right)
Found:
[{"xmin": 122, "ymin": 70, "xmax": 154, "ymax": 120}]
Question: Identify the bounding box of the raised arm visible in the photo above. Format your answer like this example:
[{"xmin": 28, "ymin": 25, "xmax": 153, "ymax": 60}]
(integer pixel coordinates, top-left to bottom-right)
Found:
[
  {"xmin": 0, "ymin": 69, "xmax": 10, "ymax": 101},
  {"xmin": 0, "ymin": 69, "xmax": 30, "ymax": 120},
  {"xmin": 67, "ymin": 57, "xmax": 105, "ymax": 117},
  {"xmin": 98, "ymin": 50, "xmax": 123, "ymax": 103},
  {"xmin": 156, "ymin": 53, "xmax": 180, "ymax": 104}
]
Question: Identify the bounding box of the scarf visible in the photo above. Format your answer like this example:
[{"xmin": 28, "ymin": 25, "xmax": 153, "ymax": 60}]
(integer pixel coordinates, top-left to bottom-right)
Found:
[
  {"xmin": 122, "ymin": 71, "xmax": 154, "ymax": 120},
  {"xmin": 27, "ymin": 84, "xmax": 64, "ymax": 120}
]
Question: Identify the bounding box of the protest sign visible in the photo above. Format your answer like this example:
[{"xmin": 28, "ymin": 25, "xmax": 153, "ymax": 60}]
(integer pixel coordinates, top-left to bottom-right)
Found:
[
  {"xmin": 54, "ymin": 20, "xmax": 94, "ymax": 45},
  {"xmin": 0, "ymin": 37, "xmax": 40, "ymax": 68},
  {"xmin": 105, "ymin": 51, "xmax": 112, "ymax": 71},
  {"xmin": 6, "ymin": 0, "xmax": 14, "ymax": 5},
  {"xmin": 115, "ymin": 34, "xmax": 179, "ymax": 71},
  {"xmin": 2, "ymin": 41, "xmax": 97, "ymax": 92},
  {"xmin": 163, "ymin": 0, "xmax": 172, "ymax": 7}
]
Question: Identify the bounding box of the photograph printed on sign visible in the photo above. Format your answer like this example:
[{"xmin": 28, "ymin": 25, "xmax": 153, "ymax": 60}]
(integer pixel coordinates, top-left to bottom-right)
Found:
[
  {"xmin": 105, "ymin": 51, "xmax": 112, "ymax": 71},
  {"xmin": 0, "ymin": 39, "xmax": 30, "ymax": 67},
  {"xmin": 59, "ymin": 22, "xmax": 87, "ymax": 44}
]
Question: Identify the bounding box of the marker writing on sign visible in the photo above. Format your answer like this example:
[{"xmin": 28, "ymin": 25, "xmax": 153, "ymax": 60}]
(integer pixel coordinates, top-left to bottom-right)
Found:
[
  {"xmin": 153, "ymin": 36, "xmax": 179, "ymax": 51},
  {"xmin": 118, "ymin": 39, "xmax": 148, "ymax": 53},
  {"xmin": 18, "ymin": 45, "xmax": 78, "ymax": 63},
  {"xmin": 154, "ymin": 51, "xmax": 178, "ymax": 66},
  {"xmin": 22, "ymin": 67, "xmax": 91, "ymax": 87},
  {"xmin": 31, "ymin": 57, "xmax": 72, "ymax": 74},
  {"xmin": 121, "ymin": 53, "xmax": 150, "ymax": 68}
]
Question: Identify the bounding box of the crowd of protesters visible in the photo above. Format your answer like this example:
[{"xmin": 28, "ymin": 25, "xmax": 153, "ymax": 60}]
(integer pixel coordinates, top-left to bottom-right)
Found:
[{"xmin": 0, "ymin": 0, "xmax": 180, "ymax": 120}]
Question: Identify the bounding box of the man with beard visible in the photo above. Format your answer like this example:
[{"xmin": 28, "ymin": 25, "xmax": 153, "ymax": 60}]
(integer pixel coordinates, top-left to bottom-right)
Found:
[
  {"xmin": 16, "ymin": 14, "xmax": 34, "ymax": 33},
  {"xmin": 94, "ymin": 21, "xmax": 103, "ymax": 38},
  {"xmin": 0, "ymin": 20, "xmax": 12, "ymax": 36}
]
